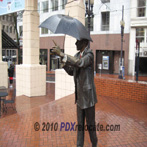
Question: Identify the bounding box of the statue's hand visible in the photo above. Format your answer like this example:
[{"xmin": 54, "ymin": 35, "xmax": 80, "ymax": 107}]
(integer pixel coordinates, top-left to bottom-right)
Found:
[
  {"xmin": 51, "ymin": 40, "xmax": 64, "ymax": 58},
  {"xmin": 52, "ymin": 46, "xmax": 64, "ymax": 58}
]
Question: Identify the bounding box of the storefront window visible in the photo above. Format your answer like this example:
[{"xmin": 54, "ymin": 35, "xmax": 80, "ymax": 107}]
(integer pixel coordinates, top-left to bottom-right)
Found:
[
  {"xmin": 40, "ymin": 49, "xmax": 48, "ymax": 71},
  {"xmin": 19, "ymin": 49, "xmax": 22, "ymax": 64},
  {"xmin": 50, "ymin": 49, "xmax": 64, "ymax": 70},
  {"xmin": 2, "ymin": 49, "xmax": 17, "ymax": 63},
  {"xmin": 50, "ymin": 55, "xmax": 59, "ymax": 70}
]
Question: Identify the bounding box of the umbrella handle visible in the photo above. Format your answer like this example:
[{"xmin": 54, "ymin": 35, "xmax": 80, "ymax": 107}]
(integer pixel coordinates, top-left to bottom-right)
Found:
[
  {"xmin": 52, "ymin": 40, "xmax": 57, "ymax": 46},
  {"xmin": 52, "ymin": 39, "xmax": 62, "ymax": 51}
]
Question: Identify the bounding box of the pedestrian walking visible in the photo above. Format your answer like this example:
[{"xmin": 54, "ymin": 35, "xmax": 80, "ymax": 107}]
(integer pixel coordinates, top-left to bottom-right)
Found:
[
  {"xmin": 8, "ymin": 60, "xmax": 12, "ymax": 68},
  {"xmin": 8, "ymin": 64, "xmax": 14, "ymax": 88}
]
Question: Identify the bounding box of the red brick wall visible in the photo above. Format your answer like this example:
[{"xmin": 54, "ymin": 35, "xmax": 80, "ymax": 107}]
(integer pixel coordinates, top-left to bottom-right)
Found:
[{"xmin": 94, "ymin": 76, "xmax": 147, "ymax": 103}]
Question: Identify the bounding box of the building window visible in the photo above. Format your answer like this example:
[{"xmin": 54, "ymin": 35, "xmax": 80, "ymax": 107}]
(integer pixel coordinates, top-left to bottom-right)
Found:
[
  {"xmin": 10, "ymin": 16, "xmax": 12, "ymax": 21},
  {"xmin": 42, "ymin": 1, "xmax": 48, "ymax": 13},
  {"xmin": 85, "ymin": 17, "xmax": 93, "ymax": 31},
  {"xmin": 2, "ymin": 15, "xmax": 5, "ymax": 20},
  {"xmin": 136, "ymin": 28, "xmax": 144, "ymax": 43},
  {"xmin": 19, "ymin": 26, "xmax": 23, "ymax": 36},
  {"xmin": 136, "ymin": 28, "xmax": 147, "ymax": 43},
  {"xmin": 6, "ymin": 26, "xmax": 9, "ymax": 33},
  {"xmin": 101, "ymin": 12, "xmax": 110, "ymax": 31},
  {"xmin": 6, "ymin": 15, "xmax": 8, "ymax": 21},
  {"xmin": 101, "ymin": 0, "xmax": 110, "ymax": 3},
  {"xmin": 41, "ymin": 28, "xmax": 48, "ymax": 34},
  {"xmin": 10, "ymin": 26, "xmax": 12, "ymax": 33},
  {"xmin": 137, "ymin": 0, "xmax": 146, "ymax": 17},
  {"xmin": 51, "ymin": 0, "xmax": 58, "ymax": 11},
  {"xmin": 62, "ymin": 0, "xmax": 67, "ymax": 9},
  {"xmin": 3, "ymin": 25, "xmax": 5, "ymax": 31}
]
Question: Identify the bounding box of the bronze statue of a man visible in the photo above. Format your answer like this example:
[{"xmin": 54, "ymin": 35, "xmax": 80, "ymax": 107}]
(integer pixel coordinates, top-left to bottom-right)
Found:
[{"xmin": 52, "ymin": 39, "xmax": 98, "ymax": 147}]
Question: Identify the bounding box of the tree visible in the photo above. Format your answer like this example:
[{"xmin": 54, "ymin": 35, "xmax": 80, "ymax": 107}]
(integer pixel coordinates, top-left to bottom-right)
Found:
[{"xmin": 12, "ymin": 11, "xmax": 23, "ymax": 64}]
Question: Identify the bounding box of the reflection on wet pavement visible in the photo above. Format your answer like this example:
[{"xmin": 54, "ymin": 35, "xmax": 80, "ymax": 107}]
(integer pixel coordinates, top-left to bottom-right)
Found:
[{"xmin": 0, "ymin": 83, "xmax": 147, "ymax": 147}]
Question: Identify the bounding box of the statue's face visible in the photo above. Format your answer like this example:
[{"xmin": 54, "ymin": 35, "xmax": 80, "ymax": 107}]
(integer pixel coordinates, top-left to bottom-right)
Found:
[{"xmin": 75, "ymin": 40, "xmax": 85, "ymax": 51}]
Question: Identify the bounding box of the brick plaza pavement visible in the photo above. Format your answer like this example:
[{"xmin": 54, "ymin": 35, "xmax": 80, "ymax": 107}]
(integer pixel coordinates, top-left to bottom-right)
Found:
[{"xmin": 0, "ymin": 82, "xmax": 147, "ymax": 147}]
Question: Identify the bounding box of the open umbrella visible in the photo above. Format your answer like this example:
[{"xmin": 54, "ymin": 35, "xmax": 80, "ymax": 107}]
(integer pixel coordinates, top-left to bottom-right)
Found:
[{"xmin": 39, "ymin": 14, "xmax": 92, "ymax": 42}]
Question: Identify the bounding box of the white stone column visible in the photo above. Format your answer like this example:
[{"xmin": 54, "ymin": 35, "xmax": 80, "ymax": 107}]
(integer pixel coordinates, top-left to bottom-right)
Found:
[
  {"xmin": 0, "ymin": 21, "xmax": 8, "ymax": 88},
  {"xmin": 55, "ymin": 0, "xmax": 85, "ymax": 100},
  {"xmin": 16, "ymin": 0, "xmax": 46, "ymax": 97},
  {"xmin": 128, "ymin": 0, "xmax": 138, "ymax": 76},
  {"xmin": 128, "ymin": 28, "xmax": 136, "ymax": 76}
]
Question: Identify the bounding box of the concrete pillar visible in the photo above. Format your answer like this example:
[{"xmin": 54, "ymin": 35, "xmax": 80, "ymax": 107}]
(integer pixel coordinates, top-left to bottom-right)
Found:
[
  {"xmin": 128, "ymin": 28, "xmax": 136, "ymax": 76},
  {"xmin": 23, "ymin": 0, "xmax": 39, "ymax": 64},
  {"xmin": 0, "ymin": 20, "xmax": 8, "ymax": 88},
  {"xmin": 128, "ymin": 0, "xmax": 138, "ymax": 76},
  {"xmin": 55, "ymin": 0, "xmax": 85, "ymax": 100},
  {"xmin": 16, "ymin": 0, "xmax": 46, "ymax": 97}
]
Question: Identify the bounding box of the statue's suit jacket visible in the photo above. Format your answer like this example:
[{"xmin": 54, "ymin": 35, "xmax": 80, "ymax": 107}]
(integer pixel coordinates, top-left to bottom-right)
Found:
[{"xmin": 63, "ymin": 47, "xmax": 97, "ymax": 109}]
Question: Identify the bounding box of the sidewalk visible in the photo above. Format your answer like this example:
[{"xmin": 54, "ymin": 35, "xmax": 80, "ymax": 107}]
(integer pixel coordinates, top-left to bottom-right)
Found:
[
  {"xmin": 95, "ymin": 73, "xmax": 147, "ymax": 82},
  {"xmin": 0, "ymin": 81, "xmax": 147, "ymax": 147}
]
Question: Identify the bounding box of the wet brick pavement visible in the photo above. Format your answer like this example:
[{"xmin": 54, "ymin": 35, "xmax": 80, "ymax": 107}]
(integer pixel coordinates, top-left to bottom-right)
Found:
[{"xmin": 0, "ymin": 81, "xmax": 147, "ymax": 146}]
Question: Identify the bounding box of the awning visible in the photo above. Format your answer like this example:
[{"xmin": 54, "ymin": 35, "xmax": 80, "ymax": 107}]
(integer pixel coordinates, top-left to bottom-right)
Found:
[{"xmin": 2, "ymin": 30, "xmax": 19, "ymax": 49}]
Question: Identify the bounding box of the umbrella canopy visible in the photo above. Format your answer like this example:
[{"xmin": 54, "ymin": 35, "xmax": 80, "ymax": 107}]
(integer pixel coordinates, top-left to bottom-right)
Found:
[{"xmin": 39, "ymin": 14, "xmax": 92, "ymax": 42}]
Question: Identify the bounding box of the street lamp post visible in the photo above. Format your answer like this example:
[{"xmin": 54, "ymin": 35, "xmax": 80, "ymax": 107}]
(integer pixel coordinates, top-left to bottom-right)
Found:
[
  {"xmin": 118, "ymin": 5, "xmax": 125, "ymax": 79},
  {"xmin": 85, "ymin": 0, "xmax": 94, "ymax": 48}
]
